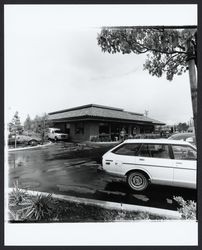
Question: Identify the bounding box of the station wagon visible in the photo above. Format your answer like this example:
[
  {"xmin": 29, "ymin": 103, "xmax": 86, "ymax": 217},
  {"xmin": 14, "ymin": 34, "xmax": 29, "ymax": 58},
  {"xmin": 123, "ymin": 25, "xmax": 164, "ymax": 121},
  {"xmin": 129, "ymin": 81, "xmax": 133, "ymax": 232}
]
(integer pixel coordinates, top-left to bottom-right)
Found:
[{"xmin": 102, "ymin": 139, "xmax": 197, "ymax": 192}]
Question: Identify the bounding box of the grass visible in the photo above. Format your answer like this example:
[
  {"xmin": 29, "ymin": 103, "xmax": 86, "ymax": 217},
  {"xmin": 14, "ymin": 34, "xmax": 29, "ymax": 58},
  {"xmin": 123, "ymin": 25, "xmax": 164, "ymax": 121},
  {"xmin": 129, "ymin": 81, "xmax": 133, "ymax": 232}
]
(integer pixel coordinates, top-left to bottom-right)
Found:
[{"xmin": 8, "ymin": 186, "xmax": 168, "ymax": 222}]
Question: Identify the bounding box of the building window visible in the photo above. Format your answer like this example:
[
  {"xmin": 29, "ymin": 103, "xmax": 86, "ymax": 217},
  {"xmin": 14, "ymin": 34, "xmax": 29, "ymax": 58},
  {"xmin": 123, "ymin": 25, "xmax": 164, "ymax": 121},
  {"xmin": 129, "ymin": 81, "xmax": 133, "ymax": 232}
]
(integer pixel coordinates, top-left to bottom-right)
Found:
[
  {"xmin": 65, "ymin": 123, "xmax": 70, "ymax": 134},
  {"xmin": 75, "ymin": 122, "xmax": 84, "ymax": 134},
  {"xmin": 99, "ymin": 123, "xmax": 109, "ymax": 134},
  {"xmin": 66, "ymin": 123, "xmax": 70, "ymax": 129}
]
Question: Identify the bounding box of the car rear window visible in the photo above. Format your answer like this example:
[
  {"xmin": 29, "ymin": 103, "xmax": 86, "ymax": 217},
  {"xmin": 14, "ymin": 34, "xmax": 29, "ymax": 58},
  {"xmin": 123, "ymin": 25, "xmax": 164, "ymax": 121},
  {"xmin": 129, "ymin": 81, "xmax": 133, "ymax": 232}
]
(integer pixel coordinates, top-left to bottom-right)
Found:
[
  {"xmin": 172, "ymin": 145, "xmax": 197, "ymax": 160},
  {"xmin": 112, "ymin": 143, "xmax": 141, "ymax": 156}
]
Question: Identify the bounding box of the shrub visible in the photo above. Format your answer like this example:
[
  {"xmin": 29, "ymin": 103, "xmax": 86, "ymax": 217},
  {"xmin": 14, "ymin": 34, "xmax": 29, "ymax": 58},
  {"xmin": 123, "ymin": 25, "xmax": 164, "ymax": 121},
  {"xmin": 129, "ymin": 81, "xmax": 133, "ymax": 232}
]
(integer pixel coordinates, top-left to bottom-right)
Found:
[
  {"xmin": 22, "ymin": 193, "xmax": 53, "ymax": 221},
  {"xmin": 90, "ymin": 136, "xmax": 99, "ymax": 142},
  {"xmin": 9, "ymin": 183, "xmax": 54, "ymax": 221},
  {"xmin": 9, "ymin": 181, "xmax": 29, "ymax": 206},
  {"xmin": 173, "ymin": 196, "xmax": 196, "ymax": 220}
]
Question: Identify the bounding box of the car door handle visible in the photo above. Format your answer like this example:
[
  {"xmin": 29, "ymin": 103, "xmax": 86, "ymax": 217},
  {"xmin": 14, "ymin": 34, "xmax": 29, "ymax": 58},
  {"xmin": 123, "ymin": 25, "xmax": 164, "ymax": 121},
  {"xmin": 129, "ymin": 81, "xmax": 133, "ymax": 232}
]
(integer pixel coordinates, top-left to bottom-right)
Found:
[
  {"xmin": 176, "ymin": 162, "xmax": 182, "ymax": 164},
  {"xmin": 139, "ymin": 158, "xmax": 145, "ymax": 161}
]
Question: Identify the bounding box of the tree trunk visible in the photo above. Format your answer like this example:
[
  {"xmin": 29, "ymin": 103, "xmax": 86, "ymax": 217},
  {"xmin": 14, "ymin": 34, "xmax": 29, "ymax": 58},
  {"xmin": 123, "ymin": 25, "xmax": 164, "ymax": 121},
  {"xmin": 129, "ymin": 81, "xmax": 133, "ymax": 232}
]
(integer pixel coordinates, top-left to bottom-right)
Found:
[
  {"xmin": 188, "ymin": 58, "xmax": 197, "ymax": 139},
  {"xmin": 14, "ymin": 134, "xmax": 17, "ymax": 148}
]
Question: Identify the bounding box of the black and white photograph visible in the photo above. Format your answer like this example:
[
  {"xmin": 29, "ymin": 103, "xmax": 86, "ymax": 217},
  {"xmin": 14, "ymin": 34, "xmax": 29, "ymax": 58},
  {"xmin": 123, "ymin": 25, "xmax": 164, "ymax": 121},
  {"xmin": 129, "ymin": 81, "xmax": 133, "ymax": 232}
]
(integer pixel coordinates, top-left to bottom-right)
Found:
[{"xmin": 4, "ymin": 4, "xmax": 198, "ymax": 245}]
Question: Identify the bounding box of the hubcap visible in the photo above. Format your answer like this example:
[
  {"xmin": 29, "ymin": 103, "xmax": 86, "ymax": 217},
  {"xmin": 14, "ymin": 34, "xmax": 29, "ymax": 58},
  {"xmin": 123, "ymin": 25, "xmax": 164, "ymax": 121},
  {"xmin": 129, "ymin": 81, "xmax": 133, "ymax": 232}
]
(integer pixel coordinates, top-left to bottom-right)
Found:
[
  {"xmin": 128, "ymin": 173, "xmax": 147, "ymax": 191},
  {"xmin": 132, "ymin": 175, "xmax": 143, "ymax": 186}
]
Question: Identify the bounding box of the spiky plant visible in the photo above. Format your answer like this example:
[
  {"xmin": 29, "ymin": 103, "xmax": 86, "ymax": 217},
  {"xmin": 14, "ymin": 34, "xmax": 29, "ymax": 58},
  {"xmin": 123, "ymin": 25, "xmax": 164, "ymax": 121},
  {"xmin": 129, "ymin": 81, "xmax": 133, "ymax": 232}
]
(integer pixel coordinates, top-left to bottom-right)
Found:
[
  {"xmin": 22, "ymin": 193, "xmax": 53, "ymax": 221},
  {"xmin": 9, "ymin": 181, "xmax": 30, "ymax": 206}
]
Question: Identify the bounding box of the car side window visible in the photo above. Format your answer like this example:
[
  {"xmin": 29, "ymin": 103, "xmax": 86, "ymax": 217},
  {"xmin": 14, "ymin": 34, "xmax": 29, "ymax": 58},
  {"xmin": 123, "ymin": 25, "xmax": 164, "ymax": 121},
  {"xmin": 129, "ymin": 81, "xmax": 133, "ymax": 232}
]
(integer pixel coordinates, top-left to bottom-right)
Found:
[
  {"xmin": 172, "ymin": 145, "xmax": 197, "ymax": 160},
  {"xmin": 112, "ymin": 143, "xmax": 141, "ymax": 156},
  {"xmin": 138, "ymin": 144, "xmax": 150, "ymax": 157},
  {"xmin": 138, "ymin": 144, "xmax": 170, "ymax": 159}
]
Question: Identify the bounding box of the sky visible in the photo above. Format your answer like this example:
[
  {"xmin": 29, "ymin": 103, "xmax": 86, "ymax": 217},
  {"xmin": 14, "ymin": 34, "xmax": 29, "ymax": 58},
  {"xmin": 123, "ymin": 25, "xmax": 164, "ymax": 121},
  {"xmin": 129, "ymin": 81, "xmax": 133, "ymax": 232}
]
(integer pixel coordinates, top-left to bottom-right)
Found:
[{"xmin": 5, "ymin": 5, "xmax": 197, "ymax": 125}]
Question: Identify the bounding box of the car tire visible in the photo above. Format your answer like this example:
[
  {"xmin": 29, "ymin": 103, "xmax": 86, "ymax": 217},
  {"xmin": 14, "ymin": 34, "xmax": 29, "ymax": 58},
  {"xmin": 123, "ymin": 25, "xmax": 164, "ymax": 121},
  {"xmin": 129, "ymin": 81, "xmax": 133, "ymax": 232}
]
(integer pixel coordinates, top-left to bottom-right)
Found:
[
  {"xmin": 28, "ymin": 139, "xmax": 38, "ymax": 146},
  {"xmin": 54, "ymin": 137, "xmax": 58, "ymax": 142},
  {"xmin": 127, "ymin": 171, "xmax": 149, "ymax": 192}
]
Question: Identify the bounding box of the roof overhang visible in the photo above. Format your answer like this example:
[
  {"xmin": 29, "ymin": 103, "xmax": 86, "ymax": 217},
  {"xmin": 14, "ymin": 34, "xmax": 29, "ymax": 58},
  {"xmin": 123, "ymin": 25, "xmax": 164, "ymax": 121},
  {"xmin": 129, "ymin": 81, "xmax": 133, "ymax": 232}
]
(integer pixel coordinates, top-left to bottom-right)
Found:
[{"xmin": 48, "ymin": 115, "xmax": 165, "ymax": 126}]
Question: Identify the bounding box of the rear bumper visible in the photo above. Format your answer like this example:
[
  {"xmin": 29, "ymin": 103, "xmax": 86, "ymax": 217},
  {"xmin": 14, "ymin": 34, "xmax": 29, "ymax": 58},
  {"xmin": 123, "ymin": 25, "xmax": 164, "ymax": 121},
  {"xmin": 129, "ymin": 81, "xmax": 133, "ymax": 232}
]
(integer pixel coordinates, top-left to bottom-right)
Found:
[{"xmin": 98, "ymin": 165, "xmax": 126, "ymax": 180}]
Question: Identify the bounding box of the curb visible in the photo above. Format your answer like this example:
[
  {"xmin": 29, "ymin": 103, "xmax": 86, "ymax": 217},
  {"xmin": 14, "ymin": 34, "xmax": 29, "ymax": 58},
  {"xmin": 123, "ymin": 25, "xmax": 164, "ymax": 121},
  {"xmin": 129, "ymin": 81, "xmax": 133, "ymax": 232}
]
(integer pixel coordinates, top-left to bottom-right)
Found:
[
  {"xmin": 8, "ymin": 188, "xmax": 181, "ymax": 220},
  {"xmin": 8, "ymin": 142, "xmax": 52, "ymax": 152}
]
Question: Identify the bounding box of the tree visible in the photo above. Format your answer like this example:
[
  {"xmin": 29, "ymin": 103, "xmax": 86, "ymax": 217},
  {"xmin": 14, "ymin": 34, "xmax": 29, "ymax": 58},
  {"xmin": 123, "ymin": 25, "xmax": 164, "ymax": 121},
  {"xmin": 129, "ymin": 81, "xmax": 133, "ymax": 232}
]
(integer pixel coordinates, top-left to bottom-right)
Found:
[
  {"xmin": 8, "ymin": 111, "xmax": 23, "ymax": 148},
  {"xmin": 23, "ymin": 113, "xmax": 53, "ymax": 145},
  {"xmin": 97, "ymin": 27, "xmax": 197, "ymax": 134},
  {"xmin": 177, "ymin": 122, "xmax": 189, "ymax": 132},
  {"xmin": 34, "ymin": 113, "xmax": 52, "ymax": 144},
  {"xmin": 24, "ymin": 114, "xmax": 32, "ymax": 131}
]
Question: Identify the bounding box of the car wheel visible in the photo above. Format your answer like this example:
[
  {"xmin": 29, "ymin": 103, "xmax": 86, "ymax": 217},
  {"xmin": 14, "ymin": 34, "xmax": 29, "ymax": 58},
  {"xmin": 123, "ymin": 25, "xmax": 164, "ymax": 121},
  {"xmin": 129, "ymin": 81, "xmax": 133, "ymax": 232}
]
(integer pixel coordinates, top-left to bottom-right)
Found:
[
  {"xmin": 54, "ymin": 137, "xmax": 58, "ymax": 142},
  {"xmin": 127, "ymin": 171, "xmax": 149, "ymax": 192},
  {"xmin": 28, "ymin": 139, "xmax": 38, "ymax": 146}
]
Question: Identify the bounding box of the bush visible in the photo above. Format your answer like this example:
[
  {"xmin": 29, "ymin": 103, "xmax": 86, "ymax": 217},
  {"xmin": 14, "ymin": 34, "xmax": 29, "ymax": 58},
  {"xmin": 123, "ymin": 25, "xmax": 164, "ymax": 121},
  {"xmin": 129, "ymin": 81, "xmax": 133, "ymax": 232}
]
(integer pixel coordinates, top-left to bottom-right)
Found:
[
  {"xmin": 90, "ymin": 136, "xmax": 100, "ymax": 142},
  {"xmin": 9, "ymin": 182, "xmax": 55, "ymax": 221},
  {"xmin": 22, "ymin": 194, "xmax": 53, "ymax": 221},
  {"xmin": 173, "ymin": 196, "xmax": 196, "ymax": 220}
]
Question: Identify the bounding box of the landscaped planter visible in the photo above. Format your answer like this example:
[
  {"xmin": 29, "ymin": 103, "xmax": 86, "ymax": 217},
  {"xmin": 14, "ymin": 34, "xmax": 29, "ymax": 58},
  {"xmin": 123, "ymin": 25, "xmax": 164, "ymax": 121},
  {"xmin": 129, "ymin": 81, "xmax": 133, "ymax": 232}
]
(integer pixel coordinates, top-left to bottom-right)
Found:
[{"xmin": 8, "ymin": 188, "xmax": 181, "ymax": 222}]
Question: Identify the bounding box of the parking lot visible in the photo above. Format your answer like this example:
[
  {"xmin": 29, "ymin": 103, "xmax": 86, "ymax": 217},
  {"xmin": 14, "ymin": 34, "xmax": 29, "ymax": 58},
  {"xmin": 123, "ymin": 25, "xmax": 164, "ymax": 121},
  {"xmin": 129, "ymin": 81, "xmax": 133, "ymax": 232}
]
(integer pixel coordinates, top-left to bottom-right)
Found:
[{"xmin": 8, "ymin": 142, "xmax": 197, "ymax": 211}]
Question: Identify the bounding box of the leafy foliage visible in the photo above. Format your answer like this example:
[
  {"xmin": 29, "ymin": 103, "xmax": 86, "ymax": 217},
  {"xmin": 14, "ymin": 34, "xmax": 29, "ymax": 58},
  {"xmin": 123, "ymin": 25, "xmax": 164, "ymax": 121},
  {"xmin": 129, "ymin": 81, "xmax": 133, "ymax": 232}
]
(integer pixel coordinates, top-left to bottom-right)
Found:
[
  {"xmin": 9, "ymin": 185, "xmax": 53, "ymax": 221},
  {"xmin": 97, "ymin": 27, "xmax": 197, "ymax": 80},
  {"xmin": 24, "ymin": 114, "xmax": 32, "ymax": 131},
  {"xmin": 23, "ymin": 113, "xmax": 53, "ymax": 144},
  {"xmin": 22, "ymin": 194, "xmax": 53, "ymax": 221},
  {"xmin": 177, "ymin": 122, "xmax": 189, "ymax": 132},
  {"xmin": 8, "ymin": 112, "xmax": 23, "ymax": 147},
  {"xmin": 9, "ymin": 181, "xmax": 29, "ymax": 206},
  {"xmin": 8, "ymin": 111, "xmax": 23, "ymax": 134},
  {"xmin": 174, "ymin": 196, "xmax": 196, "ymax": 220}
]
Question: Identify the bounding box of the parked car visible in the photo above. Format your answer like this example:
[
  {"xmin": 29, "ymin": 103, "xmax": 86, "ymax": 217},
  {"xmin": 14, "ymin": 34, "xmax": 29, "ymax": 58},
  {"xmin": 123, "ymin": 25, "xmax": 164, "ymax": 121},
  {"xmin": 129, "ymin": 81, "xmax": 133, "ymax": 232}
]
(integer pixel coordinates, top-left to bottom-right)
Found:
[
  {"xmin": 8, "ymin": 133, "xmax": 42, "ymax": 146},
  {"xmin": 101, "ymin": 139, "xmax": 196, "ymax": 192},
  {"xmin": 48, "ymin": 128, "xmax": 68, "ymax": 141},
  {"xmin": 133, "ymin": 133, "xmax": 161, "ymax": 139},
  {"xmin": 168, "ymin": 132, "xmax": 196, "ymax": 146}
]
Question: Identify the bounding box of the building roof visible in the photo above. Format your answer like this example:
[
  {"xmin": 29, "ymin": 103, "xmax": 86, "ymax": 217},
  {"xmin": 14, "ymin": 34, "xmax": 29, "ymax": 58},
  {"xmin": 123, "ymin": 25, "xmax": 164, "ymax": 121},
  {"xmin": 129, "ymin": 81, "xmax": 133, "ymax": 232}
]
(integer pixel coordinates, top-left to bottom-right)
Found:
[{"xmin": 48, "ymin": 104, "xmax": 165, "ymax": 125}]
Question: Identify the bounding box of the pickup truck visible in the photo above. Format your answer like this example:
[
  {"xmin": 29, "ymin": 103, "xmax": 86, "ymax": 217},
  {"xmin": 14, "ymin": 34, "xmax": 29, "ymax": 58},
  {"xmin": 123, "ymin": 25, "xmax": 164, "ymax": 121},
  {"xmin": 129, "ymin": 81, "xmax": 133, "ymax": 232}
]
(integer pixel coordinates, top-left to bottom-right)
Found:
[{"xmin": 48, "ymin": 128, "xmax": 68, "ymax": 141}]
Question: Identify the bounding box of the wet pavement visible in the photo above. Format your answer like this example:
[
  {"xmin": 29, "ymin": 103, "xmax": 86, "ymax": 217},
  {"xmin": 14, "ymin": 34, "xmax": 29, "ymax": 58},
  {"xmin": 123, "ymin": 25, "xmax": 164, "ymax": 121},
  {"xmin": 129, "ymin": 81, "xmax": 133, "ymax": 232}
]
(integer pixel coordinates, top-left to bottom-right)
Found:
[{"xmin": 8, "ymin": 142, "xmax": 197, "ymax": 211}]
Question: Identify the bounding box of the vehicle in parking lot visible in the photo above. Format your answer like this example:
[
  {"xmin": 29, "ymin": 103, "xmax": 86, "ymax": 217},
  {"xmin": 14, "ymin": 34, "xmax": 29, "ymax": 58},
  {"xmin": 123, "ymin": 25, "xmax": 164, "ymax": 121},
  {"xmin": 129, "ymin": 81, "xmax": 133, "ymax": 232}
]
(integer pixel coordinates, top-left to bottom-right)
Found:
[
  {"xmin": 168, "ymin": 132, "xmax": 196, "ymax": 145},
  {"xmin": 102, "ymin": 139, "xmax": 196, "ymax": 192},
  {"xmin": 8, "ymin": 133, "xmax": 42, "ymax": 146},
  {"xmin": 48, "ymin": 128, "xmax": 69, "ymax": 141}
]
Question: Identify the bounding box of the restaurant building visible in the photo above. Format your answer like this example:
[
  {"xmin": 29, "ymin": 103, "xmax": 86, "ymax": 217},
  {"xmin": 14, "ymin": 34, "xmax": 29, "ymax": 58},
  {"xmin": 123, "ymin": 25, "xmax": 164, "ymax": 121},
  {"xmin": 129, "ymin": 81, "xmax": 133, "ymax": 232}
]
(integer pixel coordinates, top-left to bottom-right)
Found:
[{"xmin": 48, "ymin": 104, "xmax": 165, "ymax": 142}]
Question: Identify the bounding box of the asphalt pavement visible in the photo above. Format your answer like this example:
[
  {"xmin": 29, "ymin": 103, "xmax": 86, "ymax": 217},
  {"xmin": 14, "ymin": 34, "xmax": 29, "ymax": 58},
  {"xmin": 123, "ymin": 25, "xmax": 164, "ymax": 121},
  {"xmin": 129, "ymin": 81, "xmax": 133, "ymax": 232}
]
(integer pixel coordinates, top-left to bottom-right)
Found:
[{"xmin": 8, "ymin": 142, "xmax": 197, "ymax": 211}]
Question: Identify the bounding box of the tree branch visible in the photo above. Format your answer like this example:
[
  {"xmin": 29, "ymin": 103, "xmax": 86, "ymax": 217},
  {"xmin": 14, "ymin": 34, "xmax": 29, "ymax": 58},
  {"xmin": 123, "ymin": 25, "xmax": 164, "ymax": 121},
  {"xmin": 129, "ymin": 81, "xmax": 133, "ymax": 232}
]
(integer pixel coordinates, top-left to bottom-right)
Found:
[{"xmin": 163, "ymin": 54, "xmax": 179, "ymax": 67}]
